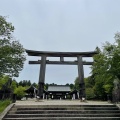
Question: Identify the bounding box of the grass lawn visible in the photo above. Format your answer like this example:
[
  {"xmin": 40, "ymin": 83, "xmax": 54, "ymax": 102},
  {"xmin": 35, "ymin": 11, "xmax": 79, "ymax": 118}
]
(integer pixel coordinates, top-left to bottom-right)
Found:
[{"xmin": 0, "ymin": 99, "xmax": 11, "ymax": 113}]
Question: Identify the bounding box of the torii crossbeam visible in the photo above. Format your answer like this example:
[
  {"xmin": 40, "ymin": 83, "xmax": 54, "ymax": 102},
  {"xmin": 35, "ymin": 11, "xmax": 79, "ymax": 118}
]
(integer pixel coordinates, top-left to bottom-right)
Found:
[{"xmin": 26, "ymin": 49, "xmax": 98, "ymax": 100}]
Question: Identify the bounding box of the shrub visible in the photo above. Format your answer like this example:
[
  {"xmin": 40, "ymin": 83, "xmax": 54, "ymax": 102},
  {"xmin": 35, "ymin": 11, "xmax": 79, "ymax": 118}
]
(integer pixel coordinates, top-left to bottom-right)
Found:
[
  {"xmin": 14, "ymin": 86, "xmax": 26, "ymax": 100},
  {"xmin": 86, "ymin": 88, "xmax": 95, "ymax": 100},
  {"xmin": 0, "ymin": 99, "xmax": 11, "ymax": 113}
]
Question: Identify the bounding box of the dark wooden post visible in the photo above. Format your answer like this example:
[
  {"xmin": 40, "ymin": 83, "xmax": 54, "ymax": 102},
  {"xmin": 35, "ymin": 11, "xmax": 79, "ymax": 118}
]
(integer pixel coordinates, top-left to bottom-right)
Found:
[
  {"xmin": 60, "ymin": 57, "xmax": 64, "ymax": 62},
  {"xmin": 77, "ymin": 56, "xmax": 86, "ymax": 100},
  {"xmin": 38, "ymin": 55, "xmax": 46, "ymax": 98}
]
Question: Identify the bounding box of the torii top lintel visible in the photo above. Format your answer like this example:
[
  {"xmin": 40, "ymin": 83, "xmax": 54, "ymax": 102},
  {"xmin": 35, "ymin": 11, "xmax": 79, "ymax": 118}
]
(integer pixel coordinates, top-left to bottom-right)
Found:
[{"xmin": 26, "ymin": 49, "xmax": 98, "ymax": 57}]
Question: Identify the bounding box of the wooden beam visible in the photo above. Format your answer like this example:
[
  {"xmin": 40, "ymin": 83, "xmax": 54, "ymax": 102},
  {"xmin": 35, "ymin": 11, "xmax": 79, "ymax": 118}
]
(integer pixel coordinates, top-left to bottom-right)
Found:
[
  {"xmin": 29, "ymin": 60, "xmax": 93, "ymax": 65},
  {"xmin": 60, "ymin": 57, "xmax": 64, "ymax": 62},
  {"xmin": 26, "ymin": 49, "xmax": 98, "ymax": 57}
]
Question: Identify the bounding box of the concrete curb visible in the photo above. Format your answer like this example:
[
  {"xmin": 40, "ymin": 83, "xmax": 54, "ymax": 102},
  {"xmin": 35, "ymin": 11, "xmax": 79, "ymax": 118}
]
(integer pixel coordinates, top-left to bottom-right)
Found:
[{"xmin": 0, "ymin": 103, "xmax": 15, "ymax": 120}]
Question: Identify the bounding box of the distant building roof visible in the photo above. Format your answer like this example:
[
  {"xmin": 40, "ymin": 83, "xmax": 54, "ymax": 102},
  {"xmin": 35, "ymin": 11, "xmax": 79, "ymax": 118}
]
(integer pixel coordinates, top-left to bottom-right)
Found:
[
  {"xmin": 48, "ymin": 85, "xmax": 71, "ymax": 92},
  {"xmin": 24, "ymin": 85, "xmax": 37, "ymax": 93},
  {"xmin": 24, "ymin": 86, "xmax": 48, "ymax": 93}
]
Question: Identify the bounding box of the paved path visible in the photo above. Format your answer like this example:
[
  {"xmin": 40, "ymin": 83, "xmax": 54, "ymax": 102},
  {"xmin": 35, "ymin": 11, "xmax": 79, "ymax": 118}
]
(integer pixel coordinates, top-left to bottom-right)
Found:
[{"xmin": 15, "ymin": 99, "xmax": 113, "ymax": 105}]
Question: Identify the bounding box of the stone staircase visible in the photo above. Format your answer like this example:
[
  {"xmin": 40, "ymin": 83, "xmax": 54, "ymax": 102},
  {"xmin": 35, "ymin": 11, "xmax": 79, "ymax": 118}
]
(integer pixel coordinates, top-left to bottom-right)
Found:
[{"xmin": 2, "ymin": 104, "xmax": 120, "ymax": 120}]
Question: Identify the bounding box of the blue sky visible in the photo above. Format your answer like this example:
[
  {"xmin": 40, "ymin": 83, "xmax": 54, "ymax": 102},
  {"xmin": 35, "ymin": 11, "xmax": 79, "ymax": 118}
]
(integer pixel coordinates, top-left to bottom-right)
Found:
[{"xmin": 1, "ymin": 0, "xmax": 120, "ymax": 84}]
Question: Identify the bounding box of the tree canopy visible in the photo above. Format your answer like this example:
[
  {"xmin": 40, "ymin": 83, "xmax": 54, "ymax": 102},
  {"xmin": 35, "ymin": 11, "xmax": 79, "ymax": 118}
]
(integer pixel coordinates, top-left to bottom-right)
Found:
[
  {"xmin": 90, "ymin": 32, "xmax": 120, "ymax": 99},
  {"xmin": 0, "ymin": 16, "xmax": 26, "ymax": 77}
]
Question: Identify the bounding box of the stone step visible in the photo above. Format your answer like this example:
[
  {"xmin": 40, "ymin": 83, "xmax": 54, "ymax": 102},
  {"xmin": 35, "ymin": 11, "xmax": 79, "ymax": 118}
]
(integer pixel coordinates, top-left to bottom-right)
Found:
[
  {"xmin": 14, "ymin": 105, "xmax": 116, "ymax": 108},
  {"xmin": 3, "ymin": 117, "xmax": 120, "ymax": 120},
  {"xmin": 11, "ymin": 107, "xmax": 118, "ymax": 110},
  {"xmin": 5, "ymin": 113, "xmax": 120, "ymax": 118},
  {"xmin": 3, "ymin": 104, "xmax": 120, "ymax": 120},
  {"xmin": 8, "ymin": 110, "xmax": 120, "ymax": 114}
]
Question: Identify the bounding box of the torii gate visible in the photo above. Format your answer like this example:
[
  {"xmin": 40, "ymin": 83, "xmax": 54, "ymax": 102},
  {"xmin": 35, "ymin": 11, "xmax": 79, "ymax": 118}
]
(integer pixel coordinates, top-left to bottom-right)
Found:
[{"xmin": 26, "ymin": 49, "xmax": 98, "ymax": 100}]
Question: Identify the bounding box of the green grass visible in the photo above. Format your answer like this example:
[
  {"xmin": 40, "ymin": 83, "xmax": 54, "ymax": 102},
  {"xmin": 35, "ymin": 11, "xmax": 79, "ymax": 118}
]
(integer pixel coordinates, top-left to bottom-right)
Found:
[{"xmin": 0, "ymin": 99, "xmax": 11, "ymax": 113}]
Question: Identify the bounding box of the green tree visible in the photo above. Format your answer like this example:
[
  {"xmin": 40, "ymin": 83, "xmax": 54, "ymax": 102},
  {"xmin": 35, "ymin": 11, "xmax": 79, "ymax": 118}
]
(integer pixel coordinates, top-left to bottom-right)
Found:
[
  {"xmin": 74, "ymin": 77, "xmax": 79, "ymax": 90},
  {"xmin": 49, "ymin": 83, "xmax": 57, "ymax": 86},
  {"xmin": 86, "ymin": 88, "xmax": 95, "ymax": 100},
  {"xmin": 91, "ymin": 33, "xmax": 120, "ymax": 99},
  {"xmin": 32, "ymin": 82, "xmax": 38, "ymax": 88},
  {"xmin": 91, "ymin": 48, "xmax": 108, "ymax": 99},
  {"xmin": 11, "ymin": 79, "xmax": 17, "ymax": 92},
  {"xmin": 0, "ymin": 75, "xmax": 9, "ymax": 89},
  {"xmin": 27, "ymin": 80, "xmax": 31, "ymax": 86},
  {"xmin": 44, "ymin": 83, "xmax": 48, "ymax": 90},
  {"xmin": 18, "ymin": 80, "xmax": 31, "ymax": 87},
  {"xmin": 65, "ymin": 83, "xmax": 69, "ymax": 86},
  {"xmin": 0, "ymin": 16, "xmax": 26, "ymax": 77},
  {"xmin": 69, "ymin": 83, "xmax": 74, "ymax": 90},
  {"xmin": 14, "ymin": 86, "xmax": 26, "ymax": 99},
  {"xmin": 103, "ymin": 33, "xmax": 120, "ymax": 80}
]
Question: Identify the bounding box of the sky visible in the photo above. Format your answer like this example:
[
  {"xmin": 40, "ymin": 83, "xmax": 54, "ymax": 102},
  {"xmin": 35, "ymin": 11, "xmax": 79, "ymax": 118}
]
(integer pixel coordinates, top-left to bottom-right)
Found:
[{"xmin": 0, "ymin": 0, "xmax": 120, "ymax": 84}]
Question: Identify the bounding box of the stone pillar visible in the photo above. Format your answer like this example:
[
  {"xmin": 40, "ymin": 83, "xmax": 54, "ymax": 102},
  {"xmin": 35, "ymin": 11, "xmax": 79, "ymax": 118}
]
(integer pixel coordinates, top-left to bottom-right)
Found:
[
  {"xmin": 38, "ymin": 55, "xmax": 46, "ymax": 99},
  {"xmin": 77, "ymin": 92, "xmax": 79, "ymax": 99},
  {"xmin": 34, "ymin": 88, "xmax": 37, "ymax": 98},
  {"xmin": 43, "ymin": 93, "xmax": 45, "ymax": 99},
  {"xmin": 77, "ymin": 56, "xmax": 86, "ymax": 100},
  {"xmin": 65, "ymin": 95, "xmax": 66, "ymax": 99},
  {"xmin": 73, "ymin": 93, "xmax": 75, "ymax": 100}
]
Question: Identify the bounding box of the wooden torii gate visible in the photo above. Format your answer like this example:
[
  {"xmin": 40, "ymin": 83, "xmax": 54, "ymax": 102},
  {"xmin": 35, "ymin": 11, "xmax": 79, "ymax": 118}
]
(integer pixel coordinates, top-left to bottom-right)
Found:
[{"xmin": 26, "ymin": 49, "xmax": 98, "ymax": 100}]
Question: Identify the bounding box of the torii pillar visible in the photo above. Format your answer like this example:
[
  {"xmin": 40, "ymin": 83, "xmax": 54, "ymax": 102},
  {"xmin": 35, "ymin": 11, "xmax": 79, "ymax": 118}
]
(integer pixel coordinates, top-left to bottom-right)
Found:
[
  {"xmin": 77, "ymin": 56, "xmax": 86, "ymax": 99},
  {"xmin": 37, "ymin": 55, "xmax": 46, "ymax": 98}
]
